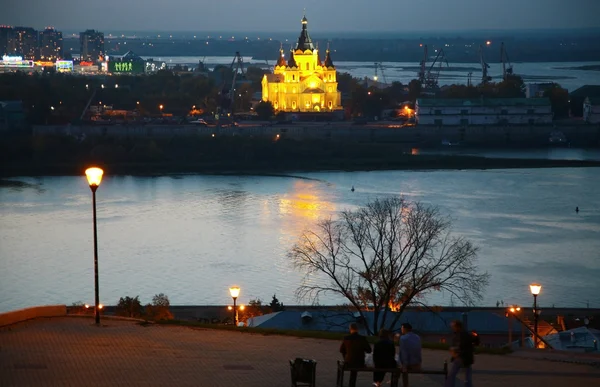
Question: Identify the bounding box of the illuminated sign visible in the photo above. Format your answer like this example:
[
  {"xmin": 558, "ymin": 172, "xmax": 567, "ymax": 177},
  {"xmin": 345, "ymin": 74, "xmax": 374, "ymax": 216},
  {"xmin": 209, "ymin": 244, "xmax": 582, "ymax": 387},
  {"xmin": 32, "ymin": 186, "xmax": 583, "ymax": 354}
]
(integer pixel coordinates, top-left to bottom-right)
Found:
[
  {"xmin": 56, "ymin": 60, "xmax": 73, "ymax": 72},
  {"xmin": 35, "ymin": 61, "xmax": 55, "ymax": 67},
  {"xmin": 79, "ymin": 61, "xmax": 94, "ymax": 66},
  {"xmin": 108, "ymin": 60, "xmax": 144, "ymax": 74},
  {"xmin": 0, "ymin": 55, "xmax": 34, "ymax": 68},
  {"xmin": 145, "ymin": 61, "xmax": 166, "ymax": 73}
]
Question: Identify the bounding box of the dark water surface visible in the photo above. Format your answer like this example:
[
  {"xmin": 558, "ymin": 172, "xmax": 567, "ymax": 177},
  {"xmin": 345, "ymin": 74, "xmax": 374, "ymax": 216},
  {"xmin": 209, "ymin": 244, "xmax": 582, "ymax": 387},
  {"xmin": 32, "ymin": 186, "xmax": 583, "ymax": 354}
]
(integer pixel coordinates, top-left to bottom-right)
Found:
[{"xmin": 1, "ymin": 168, "xmax": 599, "ymax": 312}]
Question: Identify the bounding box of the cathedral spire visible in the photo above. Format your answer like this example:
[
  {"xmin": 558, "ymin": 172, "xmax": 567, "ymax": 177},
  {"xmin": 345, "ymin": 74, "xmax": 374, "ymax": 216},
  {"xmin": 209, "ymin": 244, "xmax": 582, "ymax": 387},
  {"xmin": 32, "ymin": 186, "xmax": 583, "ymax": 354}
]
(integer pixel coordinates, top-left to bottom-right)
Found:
[
  {"xmin": 324, "ymin": 42, "xmax": 334, "ymax": 68},
  {"xmin": 296, "ymin": 12, "xmax": 314, "ymax": 51},
  {"xmin": 276, "ymin": 42, "xmax": 286, "ymax": 67}
]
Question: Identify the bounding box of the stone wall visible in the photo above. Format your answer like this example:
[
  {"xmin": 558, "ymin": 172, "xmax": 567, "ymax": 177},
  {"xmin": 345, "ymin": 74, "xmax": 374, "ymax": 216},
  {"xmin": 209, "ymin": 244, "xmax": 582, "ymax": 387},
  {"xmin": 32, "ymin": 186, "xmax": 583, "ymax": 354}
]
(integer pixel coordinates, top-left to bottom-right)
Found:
[{"xmin": 0, "ymin": 305, "xmax": 67, "ymax": 327}]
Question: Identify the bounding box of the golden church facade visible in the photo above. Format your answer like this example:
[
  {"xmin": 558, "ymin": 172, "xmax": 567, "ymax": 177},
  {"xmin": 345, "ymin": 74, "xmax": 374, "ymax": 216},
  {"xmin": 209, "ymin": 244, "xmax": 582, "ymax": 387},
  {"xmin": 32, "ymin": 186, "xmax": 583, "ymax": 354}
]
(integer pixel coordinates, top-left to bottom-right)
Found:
[{"xmin": 261, "ymin": 16, "xmax": 342, "ymax": 113}]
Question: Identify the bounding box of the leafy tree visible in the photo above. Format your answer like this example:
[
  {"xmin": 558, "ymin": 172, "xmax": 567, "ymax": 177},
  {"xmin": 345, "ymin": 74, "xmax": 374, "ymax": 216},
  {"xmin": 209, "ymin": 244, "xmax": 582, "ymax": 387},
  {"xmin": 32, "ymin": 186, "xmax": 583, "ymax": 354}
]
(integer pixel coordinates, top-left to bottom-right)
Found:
[
  {"xmin": 289, "ymin": 197, "xmax": 490, "ymax": 335},
  {"xmin": 408, "ymin": 79, "xmax": 422, "ymax": 102},
  {"xmin": 496, "ymin": 74, "xmax": 526, "ymax": 98},
  {"xmin": 543, "ymin": 84, "xmax": 570, "ymax": 119},
  {"xmin": 269, "ymin": 294, "xmax": 285, "ymax": 312},
  {"xmin": 145, "ymin": 293, "xmax": 174, "ymax": 321},
  {"xmin": 255, "ymin": 100, "xmax": 275, "ymax": 120},
  {"xmin": 116, "ymin": 296, "xmax": 143, "ymax": 318},
  {"xmin": 240, "ymin": 298, "xmax": 270, "ymax": 324}
]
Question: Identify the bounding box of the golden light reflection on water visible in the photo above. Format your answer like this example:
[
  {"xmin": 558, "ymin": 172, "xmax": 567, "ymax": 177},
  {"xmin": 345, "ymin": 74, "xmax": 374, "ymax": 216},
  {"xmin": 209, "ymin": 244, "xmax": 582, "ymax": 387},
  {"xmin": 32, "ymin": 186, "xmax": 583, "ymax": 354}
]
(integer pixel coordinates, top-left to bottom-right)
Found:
[{"xmin": 278, "ymin": 181, "xmax": 335, "ymax": 221}]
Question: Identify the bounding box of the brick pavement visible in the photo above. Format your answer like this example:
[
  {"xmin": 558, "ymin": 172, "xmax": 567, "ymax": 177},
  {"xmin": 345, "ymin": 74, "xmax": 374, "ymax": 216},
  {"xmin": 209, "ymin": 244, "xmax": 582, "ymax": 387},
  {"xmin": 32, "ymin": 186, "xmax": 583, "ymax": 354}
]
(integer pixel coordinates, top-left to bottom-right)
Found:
[{"xmin": 1, "ymin": 317, "xmax": 599, "ymax": 387}]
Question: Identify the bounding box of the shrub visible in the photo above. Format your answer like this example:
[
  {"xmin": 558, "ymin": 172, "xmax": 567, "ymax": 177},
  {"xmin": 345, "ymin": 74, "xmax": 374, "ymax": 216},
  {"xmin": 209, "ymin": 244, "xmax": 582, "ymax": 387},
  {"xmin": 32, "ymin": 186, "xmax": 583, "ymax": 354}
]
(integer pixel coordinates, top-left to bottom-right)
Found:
[
  {"xmin": 116, "ymin": 296, "xmax": 143, "ymax": 318},
  {"xmin": 145, "ymin": 293, "xmax": 174, "ymax": 321}
]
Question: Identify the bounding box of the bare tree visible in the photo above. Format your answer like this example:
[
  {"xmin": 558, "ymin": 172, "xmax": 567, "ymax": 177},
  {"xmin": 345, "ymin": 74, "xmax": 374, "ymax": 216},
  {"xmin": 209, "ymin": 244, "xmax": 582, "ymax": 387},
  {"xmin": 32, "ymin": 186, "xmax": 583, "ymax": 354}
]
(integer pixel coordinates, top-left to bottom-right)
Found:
[{"xmin": 289, "ymin": 197, "xmax": 490, "ymax": 335}]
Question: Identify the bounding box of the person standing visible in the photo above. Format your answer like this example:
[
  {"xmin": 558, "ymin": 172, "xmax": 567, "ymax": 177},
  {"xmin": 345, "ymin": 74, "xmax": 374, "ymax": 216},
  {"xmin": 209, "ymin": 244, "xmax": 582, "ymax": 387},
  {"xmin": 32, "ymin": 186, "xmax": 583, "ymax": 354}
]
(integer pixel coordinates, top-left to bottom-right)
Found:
[
  {"xmin": 445, "ymin": 320, "xmax": 474, "ymax": 387},
  {"xmin": 399, "ymin": 323, "xmax": 422, "ymax": 387},
  {"xmin": 372, "ymin": 329, "xmax": 396, "ymax": 387},
  {"xmin": 340, "ymin": 323, "xmax": 372, "ymax": 387}
]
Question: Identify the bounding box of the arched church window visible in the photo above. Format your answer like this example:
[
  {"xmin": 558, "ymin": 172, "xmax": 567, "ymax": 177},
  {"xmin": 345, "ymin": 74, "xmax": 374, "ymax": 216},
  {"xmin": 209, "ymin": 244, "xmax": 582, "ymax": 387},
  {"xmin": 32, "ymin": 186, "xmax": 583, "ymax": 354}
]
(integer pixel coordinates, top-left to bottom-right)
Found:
[
  {"xmin": 305, "ymin": 63, "xmax": 309, "ymax": 71},
  {"xmin": 328, "ymin": 101, "xmax": 333, "ymax": 109},
  {"xmin": 292, "ymin": 75, "xmax": 295, "ymax": 81},
  {"xmin": 292, "ymin": 101, "xmax": 296, "ymax": 109}
]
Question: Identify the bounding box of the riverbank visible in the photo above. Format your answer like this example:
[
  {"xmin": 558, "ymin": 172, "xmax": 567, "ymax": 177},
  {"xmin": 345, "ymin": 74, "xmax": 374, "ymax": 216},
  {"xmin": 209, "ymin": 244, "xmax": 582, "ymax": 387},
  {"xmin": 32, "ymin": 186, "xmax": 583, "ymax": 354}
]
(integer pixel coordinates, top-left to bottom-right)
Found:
[{"xmin": 2, "ymin": 156, "xmax": 600, "ymax": 177}]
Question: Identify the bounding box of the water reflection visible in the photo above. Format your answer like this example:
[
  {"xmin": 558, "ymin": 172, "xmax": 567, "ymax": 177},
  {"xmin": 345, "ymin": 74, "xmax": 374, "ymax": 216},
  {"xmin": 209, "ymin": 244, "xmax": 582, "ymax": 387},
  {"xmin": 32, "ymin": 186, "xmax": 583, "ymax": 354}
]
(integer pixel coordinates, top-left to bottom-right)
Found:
[
  {"xmin": 278, "ymin": 180, "xmax": 335, "ymax": 221},
  {"xmin": 1, "ymin": 169, "xmax": 599, "ymax": 312}
]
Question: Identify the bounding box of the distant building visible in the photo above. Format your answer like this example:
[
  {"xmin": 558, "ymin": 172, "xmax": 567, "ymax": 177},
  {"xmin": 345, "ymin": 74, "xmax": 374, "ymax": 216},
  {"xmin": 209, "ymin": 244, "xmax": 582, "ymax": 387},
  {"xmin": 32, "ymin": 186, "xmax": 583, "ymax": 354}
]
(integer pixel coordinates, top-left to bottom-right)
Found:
[
  {"xmin": 570, "ymin": 85, "xmax": 600, "ymax": 117},
  {"xmin": 39, "ymin": 27, "xmax": 63, "ymax": 61},
  {"xmin": 261, "ymin": 15, "xmax": 342, "ymax": 113},
  {"xmin": 415, "ymin": 98, "xmax": 553, "ymax": 126},
  {"xmin": 10, "ymin": 27, "xmax": 38, "ymax": 60},
  {"xmin": 79, "ymin": 29, "xmax": 104, "ymax": 63},
  {"xmin": 0, "ymin": 25, "xmax": 13, "ymax": 56},
  {"xmin": 583, "ymin": 97, "xmax": 600, "ymax": 124},
  {"xmin": 526, "ymin": 83, "xmax": 555, "ymax": 98}
]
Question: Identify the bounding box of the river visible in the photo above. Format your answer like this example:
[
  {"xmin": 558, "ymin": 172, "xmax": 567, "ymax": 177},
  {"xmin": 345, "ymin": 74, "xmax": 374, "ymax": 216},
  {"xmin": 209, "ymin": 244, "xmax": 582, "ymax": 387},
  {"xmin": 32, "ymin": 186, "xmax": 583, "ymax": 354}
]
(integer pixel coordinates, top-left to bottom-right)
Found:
[
  {"xmin": 148, "ymin": 56, "xmax": 600, "ymax": 92},
  {"xmin": 1, "ymin": 166, "xmax": 600, "ymax": 313}
]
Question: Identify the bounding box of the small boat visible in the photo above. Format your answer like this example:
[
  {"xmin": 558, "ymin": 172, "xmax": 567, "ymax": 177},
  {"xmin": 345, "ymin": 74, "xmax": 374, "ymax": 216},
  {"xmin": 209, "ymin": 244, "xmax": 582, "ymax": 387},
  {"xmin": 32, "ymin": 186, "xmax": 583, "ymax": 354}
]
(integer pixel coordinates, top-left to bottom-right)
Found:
[{"xmin": 351, "ymin": 186, "xmax": 355, "ymax": 192}]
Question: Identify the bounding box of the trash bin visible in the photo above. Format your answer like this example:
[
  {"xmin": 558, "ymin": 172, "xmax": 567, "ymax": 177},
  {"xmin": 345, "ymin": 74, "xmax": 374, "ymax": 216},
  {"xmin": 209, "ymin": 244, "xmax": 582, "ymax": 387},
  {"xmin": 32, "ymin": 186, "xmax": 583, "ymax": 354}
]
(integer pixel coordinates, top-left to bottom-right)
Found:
[{"xmin": 289, "ymin": 358, "xmax": 316, "ymax": 387}]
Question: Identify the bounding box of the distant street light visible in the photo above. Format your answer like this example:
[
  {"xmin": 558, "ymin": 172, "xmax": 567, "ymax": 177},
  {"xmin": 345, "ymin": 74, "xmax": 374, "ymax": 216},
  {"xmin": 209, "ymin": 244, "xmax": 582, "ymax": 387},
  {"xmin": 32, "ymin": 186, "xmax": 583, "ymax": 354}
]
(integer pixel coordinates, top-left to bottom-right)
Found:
[
  {"xmin": 229, "ymin": 286, "xmax": 240, "ymax": 326},
  {"xmin": 159, "ymin": 104, "xmax": 164, "ymax": 111},
  {"xmin": 85, "ymin": 167, "xmax": 104, "ymax": 325},
  {"xmin": 115, "ymin": 84, "xmax": 119, "ymax": 88},
  {"xmin": 506, "ymin": 305, "xmax": 523, "ymax": 346},
  {"xmin": 530, "ymin": 283, "xmax": 542, "ymax": 348}
]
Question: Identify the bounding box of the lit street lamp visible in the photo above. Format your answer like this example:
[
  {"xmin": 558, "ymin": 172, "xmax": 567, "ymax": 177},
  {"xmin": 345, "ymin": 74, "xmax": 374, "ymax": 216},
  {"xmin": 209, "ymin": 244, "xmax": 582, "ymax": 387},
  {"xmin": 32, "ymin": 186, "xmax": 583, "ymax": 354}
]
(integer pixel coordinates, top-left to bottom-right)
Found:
[
  {"xmin": 85, "ymin": 167, "xmax": 104, "ymax": 325},
  {"xmin": 506, "ymin": 305, "xmax": 522, "ymax": 346},
  {"xmin": 229, "ymin": 286, "xmax": 240, "ymax": 326},
  {"xmin": 530, "ymin": 283, "xmax": 542, "ymax": 348}
]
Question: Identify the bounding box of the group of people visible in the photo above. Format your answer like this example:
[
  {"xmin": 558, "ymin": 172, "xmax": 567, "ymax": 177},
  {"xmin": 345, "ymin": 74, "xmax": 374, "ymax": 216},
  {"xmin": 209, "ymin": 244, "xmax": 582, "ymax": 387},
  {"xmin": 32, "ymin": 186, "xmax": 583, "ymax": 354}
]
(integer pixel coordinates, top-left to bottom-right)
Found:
[{"xmin": 339, "ymin": 320, "xmax": 474, "ymax": 387}]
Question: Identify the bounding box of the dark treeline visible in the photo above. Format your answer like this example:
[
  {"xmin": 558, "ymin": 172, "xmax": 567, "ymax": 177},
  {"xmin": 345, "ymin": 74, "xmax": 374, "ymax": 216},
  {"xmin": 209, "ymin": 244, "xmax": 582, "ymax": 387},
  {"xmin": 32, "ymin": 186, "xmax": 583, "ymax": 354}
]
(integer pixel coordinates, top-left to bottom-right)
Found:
[{"xmin": 0, "ymin": 69, "xmax": 571, "ymax": 126}]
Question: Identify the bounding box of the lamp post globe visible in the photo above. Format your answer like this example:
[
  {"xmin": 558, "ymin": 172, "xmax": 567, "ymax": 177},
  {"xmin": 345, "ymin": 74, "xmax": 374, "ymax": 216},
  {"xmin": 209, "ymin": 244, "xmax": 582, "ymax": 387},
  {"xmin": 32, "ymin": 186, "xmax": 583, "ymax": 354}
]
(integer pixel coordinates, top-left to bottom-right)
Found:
[
  {"xmin": 530, "ymin": 283, "xmax": 542, "ymax": 348},
  {"xmin": 85, "ymin": 167, "xmax": 104, "ymax": 325},
  {"xmin": 229, "ymin": 286, "xmax": 240, "ymax": 326}
]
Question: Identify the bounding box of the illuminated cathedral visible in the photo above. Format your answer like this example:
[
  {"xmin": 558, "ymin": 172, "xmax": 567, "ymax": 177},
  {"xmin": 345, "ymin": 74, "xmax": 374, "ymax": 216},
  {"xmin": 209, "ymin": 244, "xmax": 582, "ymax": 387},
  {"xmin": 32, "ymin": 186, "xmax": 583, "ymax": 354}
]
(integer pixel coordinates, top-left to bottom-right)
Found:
[{"xmin": 261, "ymin": 15, "xmax": 342, "ymax": 113}]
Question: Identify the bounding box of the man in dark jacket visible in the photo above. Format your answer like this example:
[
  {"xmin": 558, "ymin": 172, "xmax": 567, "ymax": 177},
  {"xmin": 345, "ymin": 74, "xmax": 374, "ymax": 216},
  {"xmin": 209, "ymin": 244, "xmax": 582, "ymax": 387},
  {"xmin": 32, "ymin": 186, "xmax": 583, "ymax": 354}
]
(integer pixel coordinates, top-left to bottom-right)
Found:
[
  {"xmin": 340, "ymin": 323, "xmax": 372, "ymax": 387},
  {"xmin": 445, "ymin": 320, "xmax": 474, "ymax": 387}
]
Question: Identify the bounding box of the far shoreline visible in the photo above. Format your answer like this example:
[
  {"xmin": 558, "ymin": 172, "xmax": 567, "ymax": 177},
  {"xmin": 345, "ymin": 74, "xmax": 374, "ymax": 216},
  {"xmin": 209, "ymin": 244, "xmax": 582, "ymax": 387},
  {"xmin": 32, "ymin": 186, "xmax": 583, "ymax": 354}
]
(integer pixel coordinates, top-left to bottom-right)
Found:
[{"xmin": 2, "ymin": 156, "xmax": 600, "ymax": 179}]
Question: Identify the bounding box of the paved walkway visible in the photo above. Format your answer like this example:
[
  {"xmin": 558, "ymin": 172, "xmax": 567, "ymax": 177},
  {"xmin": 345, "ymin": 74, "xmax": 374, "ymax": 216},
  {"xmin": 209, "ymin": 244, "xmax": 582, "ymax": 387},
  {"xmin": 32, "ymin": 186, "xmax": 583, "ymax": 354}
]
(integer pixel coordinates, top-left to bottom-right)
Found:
[{"xmin": 1, "ymin": 317, "xmax": 599, "ymax": 386}]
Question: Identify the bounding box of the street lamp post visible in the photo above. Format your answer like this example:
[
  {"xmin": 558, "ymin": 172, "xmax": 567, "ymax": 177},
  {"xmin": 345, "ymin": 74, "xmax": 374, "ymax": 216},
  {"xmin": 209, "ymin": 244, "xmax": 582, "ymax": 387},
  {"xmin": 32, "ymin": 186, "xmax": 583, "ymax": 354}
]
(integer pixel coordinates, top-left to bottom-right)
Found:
[
  {"xmin": 507, "ymin": 306, "xmax": 521, "ymax": 346},
  {"xmin": 85, "ymin": 167, "xmax": 104, "ymax": 325},
  {"xmin": 530, "ymin": 283, "xmax": 542, "ymax": 348},
  {"xmin": 229, "ymin": 286, "xmax": 240, "ymax": 326}
]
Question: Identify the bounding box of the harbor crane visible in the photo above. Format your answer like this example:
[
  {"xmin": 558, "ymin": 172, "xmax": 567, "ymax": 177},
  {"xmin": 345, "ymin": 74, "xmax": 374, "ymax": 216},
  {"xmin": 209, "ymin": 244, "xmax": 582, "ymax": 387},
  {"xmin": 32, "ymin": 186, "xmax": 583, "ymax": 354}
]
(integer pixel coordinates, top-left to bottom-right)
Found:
[
  {"xmin": 373, "ymin": 62, "xmax": 387, "ymax": 84},
  {"xmin": 218, "ymin": 51, "xmax": 247, "ymax": 117},
  {"xmin": 479, "ymin": 45, "xmax": 492, "ymax": 84},
  {"xmin": 500, "ymin": 42, "xmax": 514, "ymax": 81},
  {"xmin": 425, "ymin": 48, "xmax": 449, "ymax": 90},
  {"xmin": 418, "ymin": 45, "xmax": 428, "ymax": 86}
]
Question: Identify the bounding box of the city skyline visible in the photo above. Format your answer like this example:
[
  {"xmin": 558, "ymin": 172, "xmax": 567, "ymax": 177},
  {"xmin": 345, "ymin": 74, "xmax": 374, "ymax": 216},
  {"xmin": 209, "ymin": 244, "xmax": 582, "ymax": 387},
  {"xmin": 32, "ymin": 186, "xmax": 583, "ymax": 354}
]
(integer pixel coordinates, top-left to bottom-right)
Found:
[{"xmin": 2, "ymin": 0, "xmax": 600, "ymax": 32}]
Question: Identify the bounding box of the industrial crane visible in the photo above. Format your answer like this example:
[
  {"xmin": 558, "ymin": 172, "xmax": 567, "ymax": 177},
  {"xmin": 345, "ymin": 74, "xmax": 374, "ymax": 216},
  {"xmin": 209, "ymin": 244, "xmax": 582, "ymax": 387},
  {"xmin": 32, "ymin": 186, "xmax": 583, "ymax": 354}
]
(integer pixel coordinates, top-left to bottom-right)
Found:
[
  {"xmin": 500, "ymin": 42, "xmax": 514, "ymax": 81},
  {"xmin": 218, "ymin": 51, "xmax": 247, "ymax": 118},
  {"xmin": 479, "ymin": 45, "xmax": 492, "ymax": 84},
  {"xmin": 417, "ymin": 45, "xmax": 428, "ymax": 86},
  {"xmin": 425, "ymin": 48, "xmax": 449, "ymax": 90},
  {"xmin": 373, "ymin": 62, "xmax": 387, "ymax": 84}
]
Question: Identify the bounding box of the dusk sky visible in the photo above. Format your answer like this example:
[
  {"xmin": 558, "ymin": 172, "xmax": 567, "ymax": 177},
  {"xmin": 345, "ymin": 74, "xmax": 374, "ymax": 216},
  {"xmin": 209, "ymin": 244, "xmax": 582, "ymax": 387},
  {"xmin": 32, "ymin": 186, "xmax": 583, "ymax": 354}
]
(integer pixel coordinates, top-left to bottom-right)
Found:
[{"xmin": 2, "ymin": 0, "xmax": 599, "ymax": 32}]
